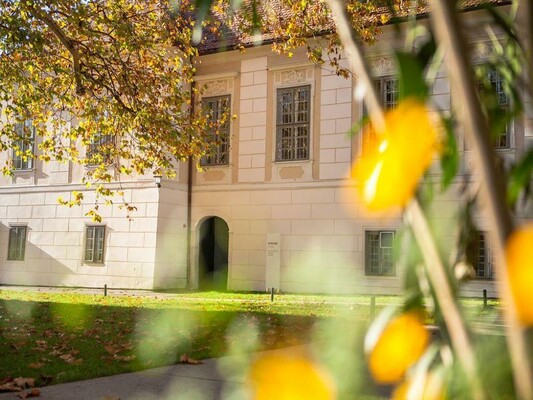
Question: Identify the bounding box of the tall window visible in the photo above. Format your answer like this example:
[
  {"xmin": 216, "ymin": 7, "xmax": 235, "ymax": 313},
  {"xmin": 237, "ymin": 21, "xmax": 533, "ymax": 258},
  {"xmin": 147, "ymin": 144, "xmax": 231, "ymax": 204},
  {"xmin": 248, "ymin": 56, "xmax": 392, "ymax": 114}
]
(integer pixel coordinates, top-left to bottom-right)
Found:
[
  {"xmin": 201, "ymin": 95, "xmax": 230, "ymax": 166},
  {"xmin": 362, "ymin": 77, "xmax": 398, "ymax": 154},
  {"xmin": 365, "ymin": 230, "xmax": 396, "ymax": 276},
  {"xmin": 478, "ymin": 68, "xmax": 509, "ymax": 148},
  {"xmin": 8, "ymin": 226, "xmax": 27, "ymax": 261},
  {"xmin": 276, "ymin": 85, "xmax": 311, "ymax": 161},
  {"xmin": 467, "ymin": 231, "xmax": 493, "ymax": 279},
  {"xmin": 375, "ymin": 76, "xmax": 399, "ymax": 110},
  {"xmin": 85, "ymin": 225, "xmax": 105, "ymax": 263},
  {"xmin": 13, "ymin": 119, "xmax": 35, "ymax": 170}
]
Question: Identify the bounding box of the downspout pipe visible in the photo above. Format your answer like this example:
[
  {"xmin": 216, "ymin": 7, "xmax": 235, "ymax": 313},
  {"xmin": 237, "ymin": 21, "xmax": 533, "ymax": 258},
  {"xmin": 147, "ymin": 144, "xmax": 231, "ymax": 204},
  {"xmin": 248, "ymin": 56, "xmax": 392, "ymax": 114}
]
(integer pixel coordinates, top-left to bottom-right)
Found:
[{"xmin": 186, "ymin": 58, "xmax": 195, "ymax": 290}]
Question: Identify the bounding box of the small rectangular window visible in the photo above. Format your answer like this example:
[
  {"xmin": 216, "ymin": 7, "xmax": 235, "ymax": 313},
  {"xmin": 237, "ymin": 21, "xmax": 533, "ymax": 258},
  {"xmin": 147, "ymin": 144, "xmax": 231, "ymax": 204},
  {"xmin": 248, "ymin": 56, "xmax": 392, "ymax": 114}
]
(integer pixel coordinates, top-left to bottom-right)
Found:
[
  {"xmin": 365, "ymin": 230, "xmax": 396, "ymax": 276},
  {"xmin": 85, "ymin": 225, "xmax": 105, "ymax": 263},
  {"xmin": 201, "ymin": 95, "xmax": 231, "ymax": 166},
  {"xmin": 13, "ymin": 120, "xmax": 35, "ymax": 170},
  {"xmin": 276, "ymin": 85, "xmax": 311, "ymax": 161},
  {"xmin": 467, "ymin": 231, "xmax": 493, "ymax": 279},
  {"xmin": 8, "ymin": 226, "xmax": 27, "ymax": 261}
]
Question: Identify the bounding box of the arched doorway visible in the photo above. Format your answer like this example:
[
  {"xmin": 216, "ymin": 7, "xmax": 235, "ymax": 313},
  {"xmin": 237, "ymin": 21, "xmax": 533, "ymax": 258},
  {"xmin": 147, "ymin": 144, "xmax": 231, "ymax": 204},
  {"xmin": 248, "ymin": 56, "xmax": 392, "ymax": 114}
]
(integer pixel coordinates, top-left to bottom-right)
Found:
[{"xmin": 198, "ymin": 216, "xmax": 229, "ymax": 291}]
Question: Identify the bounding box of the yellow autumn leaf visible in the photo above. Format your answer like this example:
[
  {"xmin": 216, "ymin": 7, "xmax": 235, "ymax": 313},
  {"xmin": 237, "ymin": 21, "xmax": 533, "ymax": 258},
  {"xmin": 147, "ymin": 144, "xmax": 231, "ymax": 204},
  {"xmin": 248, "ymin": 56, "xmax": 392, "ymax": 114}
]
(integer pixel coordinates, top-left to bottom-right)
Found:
[
  {"xmin": 368, "ymin": 312, "xmax": 429, "ymax": 384},
  {"xmin": 506, "ymin": 223, "xmax": 533, "ymax": 326},
  {"xmin": 248, "ymin": 351, "xmax": 335, "ymax": 400},
  {"xmin": 354, "ymin": 99, "xmax": 441, "ymax": 212}
]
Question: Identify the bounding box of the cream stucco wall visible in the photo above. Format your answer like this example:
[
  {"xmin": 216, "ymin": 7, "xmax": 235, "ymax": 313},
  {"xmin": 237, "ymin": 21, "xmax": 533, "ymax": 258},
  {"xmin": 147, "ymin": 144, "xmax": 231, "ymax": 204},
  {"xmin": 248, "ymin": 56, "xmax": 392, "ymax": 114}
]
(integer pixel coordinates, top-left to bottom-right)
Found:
[{"xmin": 0, "ymin": 6, "xmax": 531, "ymax": 295}]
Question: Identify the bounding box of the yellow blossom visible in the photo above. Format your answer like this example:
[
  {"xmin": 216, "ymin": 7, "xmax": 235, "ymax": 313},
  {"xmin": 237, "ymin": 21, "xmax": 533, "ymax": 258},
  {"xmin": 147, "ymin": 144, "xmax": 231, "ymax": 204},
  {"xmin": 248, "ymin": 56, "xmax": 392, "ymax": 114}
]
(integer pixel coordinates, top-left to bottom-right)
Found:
[
  {"xmin": 368, "ymin": 312, "xmax": 429, "ymax": 384},
  {"xmin": 354, "ymin": 99, "xmax": 441, "ymax": 212},
  {"xmin": 506, "ymin": 224, "xmax": 533, "ymax": 325},
  {"xmin": 247, "ymin": 351, "xmax": 335, "ymax": 400}
]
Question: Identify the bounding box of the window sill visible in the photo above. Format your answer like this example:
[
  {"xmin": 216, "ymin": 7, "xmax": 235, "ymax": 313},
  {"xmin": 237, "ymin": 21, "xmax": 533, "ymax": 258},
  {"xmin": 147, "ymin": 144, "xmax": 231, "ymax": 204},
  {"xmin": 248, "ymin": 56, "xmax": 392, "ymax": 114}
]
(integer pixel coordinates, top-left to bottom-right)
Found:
[
  {"xmin": 274, "ymin": 158, "xmax": 312, "ymax": 165},
  {"xmin": 200, "ymin": 163, "xmax": 231, "ymax": 168},
  {"xmin": 364, "ymin": 273, "xmax": 397, "ymax": 278},
  {"xmin": 83, "ymin": 262, "xmax": 106, "ymax": 267},
  {"xmin": 84, "ymin": 163, "xmax": 114, "ymax": 169}
]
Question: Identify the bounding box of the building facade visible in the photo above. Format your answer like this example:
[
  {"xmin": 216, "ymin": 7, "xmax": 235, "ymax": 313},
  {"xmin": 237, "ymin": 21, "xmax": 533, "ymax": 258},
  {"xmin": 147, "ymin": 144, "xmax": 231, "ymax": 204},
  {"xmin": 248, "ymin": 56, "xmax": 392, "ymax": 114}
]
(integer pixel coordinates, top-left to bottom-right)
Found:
[{"xmin": 0, "ymin": 5, "xmax": 531, "ymax": 295}]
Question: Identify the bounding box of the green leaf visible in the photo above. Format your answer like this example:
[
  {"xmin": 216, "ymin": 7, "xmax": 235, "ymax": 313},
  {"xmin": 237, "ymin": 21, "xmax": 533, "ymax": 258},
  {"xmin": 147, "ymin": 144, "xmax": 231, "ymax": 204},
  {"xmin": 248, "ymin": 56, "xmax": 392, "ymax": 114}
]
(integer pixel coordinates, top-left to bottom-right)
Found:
[
  {"xmin": 396, "ymin": 51, "xmax": 428, "ymax": 101},
  {"xmin": 507, "ymin": 149, "xmax": 533, "ymax": 205},
  {"xmin": 416, "ymin": 33, "xmax": 437, "ymax": 71},
  {"xmin": 440, "ymin": 116, "xmax": 459, "ymax": 190}
]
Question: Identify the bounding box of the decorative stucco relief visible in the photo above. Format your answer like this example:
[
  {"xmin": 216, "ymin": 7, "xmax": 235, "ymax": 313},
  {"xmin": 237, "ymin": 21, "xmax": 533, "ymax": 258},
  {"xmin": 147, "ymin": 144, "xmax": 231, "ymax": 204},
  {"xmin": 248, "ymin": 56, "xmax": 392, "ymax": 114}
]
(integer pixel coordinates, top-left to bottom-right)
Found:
[
  {"xmin": 470, "ymin": 41, "xmax": 496, "ymax": 63},
  {"xmin": 202, "ymin": 78, "xmax": 233, "ymax": 96},
  {"xmin": 274, "ymin": 67, "xmax": 314, "ymax": 85},
  {"xmin": 370, "ymin": 57, "xmax": 395, "ymax": 76}
]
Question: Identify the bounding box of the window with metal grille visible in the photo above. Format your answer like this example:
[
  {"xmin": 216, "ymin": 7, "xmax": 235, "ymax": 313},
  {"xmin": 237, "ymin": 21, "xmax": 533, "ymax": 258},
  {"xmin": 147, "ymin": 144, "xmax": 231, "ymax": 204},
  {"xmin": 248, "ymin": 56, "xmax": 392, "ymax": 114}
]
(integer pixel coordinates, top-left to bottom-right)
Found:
[
  {"xmin": 8, "ymin": 226, "xmax": 27, "ymax": 261},
  {"xmin": 365, "ymin": 230, "xmax": 396, "ymax": 276},
  {"xmin": 13, "ymin": 120, "xmax": 35, "ymax": 170},
  {"xmin": 87, "ymin": 134, "xmax": 114, "ymax": 164},
  {"xmin": 84, "ymin": 225, "xmax": 105, "ymax": 263},
  {"xmin": 201, "ymin": 95, "xmax": 231, "ymax": 166},
  {"xmin": 467, "ymin": 231, "xmax": 493, "ymax": 279},
  {"xmin": 477, "ymin": 68, "xmax": 510, "ymax": 148},
  {"xmin": 362, "ymin": 77, "xmax": 398, "ymax": 154},
  {"xmin": 276, "ymin": 85, "xmax": 311, "ymax": 161}
]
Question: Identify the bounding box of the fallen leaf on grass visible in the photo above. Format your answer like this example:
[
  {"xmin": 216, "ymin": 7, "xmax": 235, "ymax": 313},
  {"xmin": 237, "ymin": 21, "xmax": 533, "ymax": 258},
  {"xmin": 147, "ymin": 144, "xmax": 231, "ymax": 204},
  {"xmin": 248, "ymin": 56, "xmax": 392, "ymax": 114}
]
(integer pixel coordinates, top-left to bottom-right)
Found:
[
  {"xmin": 0, "ymin": 377, "xmax": 35, "ymax": 393},
  {"xmin": 29, "ymin": 363, "xmax": 44, "ymax": 369},
  {"xmin": 101, "ymin": 396, "xmax": 121, "ymax": 400},
  {"xmin": 114, "ymin": 354, "xmax": 136, "ymax": 362},
  {"xmin": 105, "ymin": 345, "xmax": 119, "ymax": 355},
  {"xmin": 0, "ymin": 377, "xmax": 12, "ymax": 385},
  {"xmin": 13, "ymin": 378, "xmax": 35, "ymax": 389},
  {"xmin": 179, "ymin": 354, "xmax": 202, "ymax": 365},
  {"xmin": 17, "ymin": 388, "xmax": 40, "ymax": 398},
  {"xmin": 59, "ymin": 354, "xmax": 83, "ymax": 365},
  {"xmin": 0, "ymin": 382, "xmax": 21, "ymax": 392}
]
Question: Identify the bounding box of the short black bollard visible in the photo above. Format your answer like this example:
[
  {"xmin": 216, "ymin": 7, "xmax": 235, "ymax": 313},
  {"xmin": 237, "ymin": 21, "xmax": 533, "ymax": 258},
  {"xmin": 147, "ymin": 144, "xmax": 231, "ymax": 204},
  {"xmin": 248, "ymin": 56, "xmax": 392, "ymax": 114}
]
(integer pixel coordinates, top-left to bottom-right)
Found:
[
  {"xmin": 370, "ymin": 296, "xmax": 376, "ymax": 318},
  {"xmin": 270, "ymin": 287, "xmax": 275, "ymax": 302},
  {"xmin": 104, "ymin": 284, "xmax": 107, "ymax": 297},
  {"xmin": 483, "ymin": 289, "xmax": 487, "ymax": 308}
]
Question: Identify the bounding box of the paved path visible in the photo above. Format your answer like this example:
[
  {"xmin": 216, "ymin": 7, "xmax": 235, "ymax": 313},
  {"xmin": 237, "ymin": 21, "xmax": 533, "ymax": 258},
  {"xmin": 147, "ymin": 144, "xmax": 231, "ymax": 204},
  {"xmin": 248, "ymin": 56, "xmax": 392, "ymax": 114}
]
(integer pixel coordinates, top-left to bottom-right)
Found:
[{"xmin": 0, "ymin": 352, "xmax": 249, "ymax": 400}]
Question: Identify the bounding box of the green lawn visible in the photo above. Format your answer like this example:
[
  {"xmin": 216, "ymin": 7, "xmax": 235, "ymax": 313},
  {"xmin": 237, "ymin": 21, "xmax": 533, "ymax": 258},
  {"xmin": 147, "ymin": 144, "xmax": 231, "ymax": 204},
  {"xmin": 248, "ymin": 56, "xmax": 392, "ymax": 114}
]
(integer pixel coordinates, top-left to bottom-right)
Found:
[{"xmin": 0, "ymin": 289, "xmax": 499, "ymax": 390}]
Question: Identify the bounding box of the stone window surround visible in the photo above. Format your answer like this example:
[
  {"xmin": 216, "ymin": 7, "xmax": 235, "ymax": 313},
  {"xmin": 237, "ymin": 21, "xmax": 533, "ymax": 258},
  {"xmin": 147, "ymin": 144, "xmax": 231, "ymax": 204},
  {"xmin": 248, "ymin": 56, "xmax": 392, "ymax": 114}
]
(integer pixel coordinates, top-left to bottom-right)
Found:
[
  {"xmin": 275, "ymin": 84, "xmax": 312, "ymax": 162},
  {"xmin": 270, "ymin": 63, "xmax": 316, "ymax": 166},
  {"xmin": 200, "ymin": 94, "xmax": 232, "ymax": 166},
  {"xmin": 195, "ymin": 72, "xmax": 237, "ymax": 168}
]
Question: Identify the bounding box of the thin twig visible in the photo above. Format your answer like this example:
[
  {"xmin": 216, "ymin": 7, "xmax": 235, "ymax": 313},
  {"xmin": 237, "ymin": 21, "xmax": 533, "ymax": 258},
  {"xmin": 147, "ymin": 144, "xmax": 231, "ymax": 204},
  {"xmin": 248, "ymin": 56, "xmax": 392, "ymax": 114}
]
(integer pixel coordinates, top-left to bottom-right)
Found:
[{"xmin": 429, "ymin": 1, "xmax": 533, "ymax": 399}]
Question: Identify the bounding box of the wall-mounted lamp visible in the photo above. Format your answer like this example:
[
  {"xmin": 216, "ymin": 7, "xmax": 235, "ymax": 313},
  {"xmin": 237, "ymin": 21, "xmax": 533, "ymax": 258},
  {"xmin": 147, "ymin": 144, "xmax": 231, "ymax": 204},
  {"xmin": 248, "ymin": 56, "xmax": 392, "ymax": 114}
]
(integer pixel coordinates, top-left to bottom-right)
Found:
[{"xmin": 154, "ymin": 174, "xmax": 162, "ymax": 189}]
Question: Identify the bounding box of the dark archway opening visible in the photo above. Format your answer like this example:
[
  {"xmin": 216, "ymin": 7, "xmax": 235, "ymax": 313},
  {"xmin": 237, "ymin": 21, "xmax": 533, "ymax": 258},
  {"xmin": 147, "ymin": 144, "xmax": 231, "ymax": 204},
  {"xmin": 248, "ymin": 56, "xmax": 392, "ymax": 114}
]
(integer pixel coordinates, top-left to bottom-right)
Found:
[{"xmin": 198, "ymin": 217, "xmax": 229, "ymax": 291}]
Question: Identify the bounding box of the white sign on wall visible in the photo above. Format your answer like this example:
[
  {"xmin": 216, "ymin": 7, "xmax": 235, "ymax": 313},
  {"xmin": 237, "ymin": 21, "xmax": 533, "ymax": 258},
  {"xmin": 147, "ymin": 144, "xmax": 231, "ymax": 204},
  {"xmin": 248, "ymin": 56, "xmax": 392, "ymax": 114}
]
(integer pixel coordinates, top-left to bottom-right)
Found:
[{"xmin": 265, "ymin": 233, "xmax": 280, "ymax": 291}]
